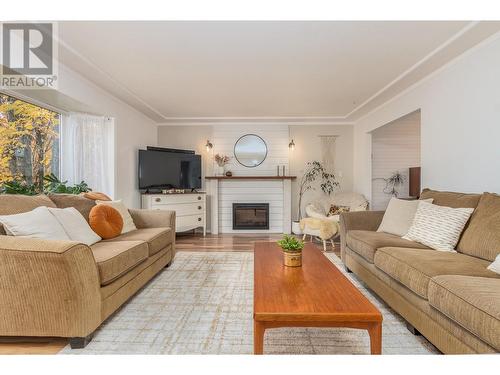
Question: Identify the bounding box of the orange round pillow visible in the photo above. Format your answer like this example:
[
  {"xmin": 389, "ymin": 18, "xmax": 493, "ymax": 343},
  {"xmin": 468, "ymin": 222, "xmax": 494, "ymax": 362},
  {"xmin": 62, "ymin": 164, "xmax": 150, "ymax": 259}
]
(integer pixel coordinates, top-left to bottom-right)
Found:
[{"xmin": 89, "ymin": 205, "xmax": 123, "ymax": 239}]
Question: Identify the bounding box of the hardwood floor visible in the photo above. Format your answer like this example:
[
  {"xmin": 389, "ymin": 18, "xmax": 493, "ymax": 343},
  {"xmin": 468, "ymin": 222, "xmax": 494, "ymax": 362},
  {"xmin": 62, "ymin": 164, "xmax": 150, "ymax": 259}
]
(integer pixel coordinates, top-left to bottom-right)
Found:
[
  {"xmin": 0, "ymin": 233, "xmax": 339, "ymax": 354},
  {"xmin": 176, "ymin": 232, "xmax": 340, "ymax": 255}
]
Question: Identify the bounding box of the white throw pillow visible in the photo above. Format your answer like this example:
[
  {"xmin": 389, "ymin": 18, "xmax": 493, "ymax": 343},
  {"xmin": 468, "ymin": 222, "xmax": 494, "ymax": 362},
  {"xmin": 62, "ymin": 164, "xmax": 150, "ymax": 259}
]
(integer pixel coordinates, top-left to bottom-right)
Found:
[
  {"xmin": 96, "ymin": 199, "xmax": 137, "ymax": 234},
  {"xmin": 0, "ymin": 206, "xmax": 70, "ymax": 240},
  {"xmin": 487, "ymin": 254, "xmax": 500, "ymax": 275},
  {"xmin": 48, "ymin": 207, "xmax": 101, "ymax": 246},
  {"xmin": 377, "ymin": 198, "xmax": 433, "ymax": 237},
  {"xmin": 403, "ymin": 201, "xmax": 474, "ymax": 252}
]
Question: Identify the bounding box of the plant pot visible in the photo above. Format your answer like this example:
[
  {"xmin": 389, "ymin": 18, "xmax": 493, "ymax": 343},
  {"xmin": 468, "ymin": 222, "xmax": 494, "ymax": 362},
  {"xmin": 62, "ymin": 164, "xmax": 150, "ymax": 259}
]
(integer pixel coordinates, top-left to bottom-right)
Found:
[
  {"xmin": 283, "ymin": 251, "xmax": 302, "ymax": 267},
  {"xmin": 291, "ymin": 221, "xmax": 302, "ymax": 235}
]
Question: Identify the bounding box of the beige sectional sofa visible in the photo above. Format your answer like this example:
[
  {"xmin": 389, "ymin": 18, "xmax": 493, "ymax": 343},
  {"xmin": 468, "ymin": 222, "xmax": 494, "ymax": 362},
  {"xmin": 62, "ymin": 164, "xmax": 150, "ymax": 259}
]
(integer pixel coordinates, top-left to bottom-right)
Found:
[
  {"xmin": 340, "ymin": 189, "xmax": 500, "ymax": 354},
  {"xmin": 0, "ymin": 194, "xmax": 175, "ymax": 349}
]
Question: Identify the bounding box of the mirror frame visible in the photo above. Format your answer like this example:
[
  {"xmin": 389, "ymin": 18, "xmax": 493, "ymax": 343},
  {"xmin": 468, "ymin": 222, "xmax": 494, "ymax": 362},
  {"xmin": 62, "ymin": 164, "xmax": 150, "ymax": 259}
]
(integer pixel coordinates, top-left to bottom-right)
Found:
[{"xmin": 233, "ymin": 134, "xmax": 268, "ymax": 168}]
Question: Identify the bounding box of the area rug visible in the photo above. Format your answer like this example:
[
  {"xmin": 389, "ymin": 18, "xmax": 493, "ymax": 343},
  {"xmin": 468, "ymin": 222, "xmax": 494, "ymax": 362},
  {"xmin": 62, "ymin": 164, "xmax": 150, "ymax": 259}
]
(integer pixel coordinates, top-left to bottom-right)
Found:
[{"xmin": 60, "ymin": 251, "xmax": 438, "ymax": 354}]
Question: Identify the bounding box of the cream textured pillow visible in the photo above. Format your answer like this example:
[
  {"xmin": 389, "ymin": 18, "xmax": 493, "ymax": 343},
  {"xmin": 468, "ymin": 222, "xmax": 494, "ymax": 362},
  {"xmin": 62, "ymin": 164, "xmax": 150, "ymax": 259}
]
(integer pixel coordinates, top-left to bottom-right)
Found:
[
  {"xmin": 487, "ymin": 254, "xmax": 500, "ymax": 275},
  {"xmin": 377, "ymin": 198, "xmax": 433, "ymax": 237},
  {"xmin": 96, "ymin": 200, "xmax": 137, "ymax": 234},
  {"xmin": 48, "ymin": 207, "xmax": 101, "ymax": 245},
  {"xmin": 403, "ymin": 201, "xmax": 474, "ymax": 252},
  {"xmin": 0, "ymin": 206, "xmax": 70, "ymax": 240}
]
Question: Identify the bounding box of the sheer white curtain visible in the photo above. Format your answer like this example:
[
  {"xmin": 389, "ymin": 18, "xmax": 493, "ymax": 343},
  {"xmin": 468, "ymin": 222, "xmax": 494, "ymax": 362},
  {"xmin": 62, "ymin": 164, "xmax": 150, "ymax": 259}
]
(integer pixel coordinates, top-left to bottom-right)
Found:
[{"xmin": 60, "ymin": 113, "xmax": 115, "ymax": 197}]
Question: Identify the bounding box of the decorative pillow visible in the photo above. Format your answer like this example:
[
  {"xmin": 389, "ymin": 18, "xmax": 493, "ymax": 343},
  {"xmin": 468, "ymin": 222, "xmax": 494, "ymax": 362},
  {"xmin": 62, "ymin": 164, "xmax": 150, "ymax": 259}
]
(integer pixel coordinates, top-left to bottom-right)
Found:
[
  {"xmin": 327, "ymin": 205, "xmax": 350, "ymax": 217},
  {"xmin": 48, "ymin": 193, "xmax": 96, "ymax": 222},
  {"xmin": 377, "ymin": 198, "xmax": 433, "ymax": 237},
  {"xmin": 403, "ymin": 201, "xmax": 474, "ymax": 252},
  {"xmin": 0, "ymin": 206, "xmax": 70, "ymax": 240},
  {"xmin": 95, "ymin": 200, "xmax": 137, "ymax": 234},
  {"xmin": 89, "ymin": 205, "xmax": 123, "ymax": 239},
  {"xmin": 83, "ymin": 192, "xmax": 111, "ymax": 201},
  {"xmin": 48, "ymin": 207, "xmax": 101, "ymax": 246},
  {"xmin": 487, "ymin": 254, "xmax": 500, "ymax": 275}
]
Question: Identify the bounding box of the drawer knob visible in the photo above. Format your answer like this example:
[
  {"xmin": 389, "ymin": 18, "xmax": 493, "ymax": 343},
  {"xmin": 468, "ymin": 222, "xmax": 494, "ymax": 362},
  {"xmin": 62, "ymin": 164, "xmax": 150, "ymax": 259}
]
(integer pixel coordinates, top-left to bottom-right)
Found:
[
  {"xmin": 198, "ymin": 206, "xmax": 202, "ymax": 210},
  {"xmin": 198, "ymin": 217, "xmax": 202, "ymax": 222},
  {"xmin": 197, "ymin": 196, "xmax": 202, "ymax": 200},
  {"xmin": 155, "ymin": 198, "xmax": 161, "ymax": 202}
]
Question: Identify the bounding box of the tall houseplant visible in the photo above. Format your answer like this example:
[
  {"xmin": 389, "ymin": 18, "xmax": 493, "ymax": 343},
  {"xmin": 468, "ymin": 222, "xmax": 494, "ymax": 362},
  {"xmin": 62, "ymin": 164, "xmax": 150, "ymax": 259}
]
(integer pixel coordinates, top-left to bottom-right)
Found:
[{"xmin": 294, "ymin": 161, "xmax": 339, "ymax": 233}]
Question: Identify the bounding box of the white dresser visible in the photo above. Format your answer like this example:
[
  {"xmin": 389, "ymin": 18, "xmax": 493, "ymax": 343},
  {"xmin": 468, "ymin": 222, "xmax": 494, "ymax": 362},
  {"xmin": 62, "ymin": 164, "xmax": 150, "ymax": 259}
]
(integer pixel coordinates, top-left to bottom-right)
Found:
[{"xmin": 141, "ymin": 193, "xmax": 206, "ymax": 235}]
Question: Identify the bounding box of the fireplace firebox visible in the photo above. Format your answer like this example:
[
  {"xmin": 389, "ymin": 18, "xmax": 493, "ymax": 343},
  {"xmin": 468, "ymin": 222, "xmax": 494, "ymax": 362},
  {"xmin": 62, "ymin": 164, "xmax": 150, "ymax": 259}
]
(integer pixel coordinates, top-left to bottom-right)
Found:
[{"xmin": 232, "ymin": 203, "xmax": 269, "ymax": 230}]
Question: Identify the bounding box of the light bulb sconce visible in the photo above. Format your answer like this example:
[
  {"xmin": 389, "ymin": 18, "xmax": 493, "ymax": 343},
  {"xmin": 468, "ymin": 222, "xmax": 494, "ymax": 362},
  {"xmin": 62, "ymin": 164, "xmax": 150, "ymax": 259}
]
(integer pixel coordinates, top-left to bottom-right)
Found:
[
  {"xmin": 205, "ymin": 140, "xmax": 213, "ymax": 152},
  {"xmin": 288, "ymin": 139, "xmax": 295, "ymax": 151}
]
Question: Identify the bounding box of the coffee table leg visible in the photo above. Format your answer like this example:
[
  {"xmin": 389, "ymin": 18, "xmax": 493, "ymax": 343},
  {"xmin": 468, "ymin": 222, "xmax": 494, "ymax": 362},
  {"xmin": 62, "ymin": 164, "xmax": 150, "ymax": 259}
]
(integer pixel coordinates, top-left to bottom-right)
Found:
[
  {"xmin": 254, "ymin": 320, "xmax": 265, "ymax": 354},
  {"xmin": 368, "ymin": 323, "xmax": 382, "ymax": 354}
]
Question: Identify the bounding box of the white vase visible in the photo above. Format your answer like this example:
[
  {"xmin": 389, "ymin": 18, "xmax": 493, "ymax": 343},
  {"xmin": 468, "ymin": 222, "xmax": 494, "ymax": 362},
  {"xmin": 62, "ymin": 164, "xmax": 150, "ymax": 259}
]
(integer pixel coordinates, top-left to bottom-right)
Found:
[
  {"xmin": 291, "ymin": 221, "xmax": 302, "ymax": 235},
  {"xmin": 217, "ymin": 166, "xmax": 224, "ymax": 176}
]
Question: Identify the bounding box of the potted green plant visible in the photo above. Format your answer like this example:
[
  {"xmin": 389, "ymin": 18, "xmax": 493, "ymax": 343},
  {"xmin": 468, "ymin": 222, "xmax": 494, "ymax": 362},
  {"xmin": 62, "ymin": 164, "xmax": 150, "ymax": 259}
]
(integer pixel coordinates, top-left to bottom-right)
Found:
[{"xmin": 277, "ymin": 235, "xmax": 305, "ymax": 267}]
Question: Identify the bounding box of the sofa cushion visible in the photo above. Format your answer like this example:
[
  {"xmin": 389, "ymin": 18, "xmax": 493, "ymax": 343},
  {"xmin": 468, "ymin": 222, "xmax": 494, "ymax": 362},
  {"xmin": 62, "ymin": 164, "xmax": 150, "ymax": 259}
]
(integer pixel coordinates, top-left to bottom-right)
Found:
[
  {"xmin": 374, "ymin": 247, "xmax": 499, "ymax": 299},
  {"xmin": 104, "ymin": 228, "xmax": 172, "ymax": 256},
  {"xmin": 0, "ymin": 194, "xmax": 57, "ymax": 235},
  {"xmin": 48, "ymin": 193, "xmax": 96, "ymax": 222},
  {"xmin": 457, "ymin": 193, "xmax": 500, "ymax": 262},
  {"xmin": 91, "ymin": 240, "xmax": 148, "ymax": 285},
  {"xmin": 346, "ymin": 230, "xmax": 429, "ymax": 263},
  {"xmin": 428, "ymin": 275, "xmax": 500, "ymax": 350},
  {"xmin": 420, "ymin": 189, "xmax": 481, "ymax": 209}
]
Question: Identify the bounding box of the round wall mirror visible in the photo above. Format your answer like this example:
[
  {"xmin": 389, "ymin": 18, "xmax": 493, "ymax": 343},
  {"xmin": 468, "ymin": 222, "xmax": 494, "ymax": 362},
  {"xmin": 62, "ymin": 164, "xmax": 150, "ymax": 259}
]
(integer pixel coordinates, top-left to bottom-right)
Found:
[{"xmin": 234, "ymin": 134, "xmax": 268, "ymax": 168}]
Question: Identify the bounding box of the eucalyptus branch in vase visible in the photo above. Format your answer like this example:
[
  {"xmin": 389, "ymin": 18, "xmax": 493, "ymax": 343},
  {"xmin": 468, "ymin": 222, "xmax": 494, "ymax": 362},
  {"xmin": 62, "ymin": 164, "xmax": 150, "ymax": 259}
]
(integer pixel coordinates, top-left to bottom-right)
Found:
[{"xmin": 297, "ymin": 161, "xmax": 339, "ymax": 220}]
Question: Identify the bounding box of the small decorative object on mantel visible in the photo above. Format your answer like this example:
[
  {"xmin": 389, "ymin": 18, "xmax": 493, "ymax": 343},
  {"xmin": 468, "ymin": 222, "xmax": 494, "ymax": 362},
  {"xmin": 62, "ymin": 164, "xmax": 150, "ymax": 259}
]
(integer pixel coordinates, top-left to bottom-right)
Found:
[
  {"xmin": 225, "ymin": 171, "xmax": 233, "ymax": 177},
  {"xmin": 277, "ymin": 234, "xmax": 305, "ymax": 267},
  {"xmin": 214, "ymin": 154, "xmax": 230, "ymax": 176}
]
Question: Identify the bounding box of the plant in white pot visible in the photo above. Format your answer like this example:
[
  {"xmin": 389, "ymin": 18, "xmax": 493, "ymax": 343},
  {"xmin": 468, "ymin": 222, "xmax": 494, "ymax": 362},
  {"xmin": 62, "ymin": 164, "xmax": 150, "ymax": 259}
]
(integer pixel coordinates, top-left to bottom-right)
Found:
[
  {"xmin": 214, "ymin": 154, "xmax": 230, "ymax": 176},
  {"xmin": 292, "ymin": 161, "xmax": 339, "ymax": 234}
]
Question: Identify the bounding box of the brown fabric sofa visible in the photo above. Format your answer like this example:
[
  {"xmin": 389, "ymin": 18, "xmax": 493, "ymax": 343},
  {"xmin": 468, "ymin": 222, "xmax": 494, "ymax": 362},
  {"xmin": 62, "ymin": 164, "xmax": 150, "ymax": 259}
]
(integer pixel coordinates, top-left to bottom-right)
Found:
[
  {"xmin": 0, "ymin": 194, "xmax": 175, "ymax": 349},
  {"xmin": 340, "ymin": 189, "xmax": 500, "ymax": 354}
]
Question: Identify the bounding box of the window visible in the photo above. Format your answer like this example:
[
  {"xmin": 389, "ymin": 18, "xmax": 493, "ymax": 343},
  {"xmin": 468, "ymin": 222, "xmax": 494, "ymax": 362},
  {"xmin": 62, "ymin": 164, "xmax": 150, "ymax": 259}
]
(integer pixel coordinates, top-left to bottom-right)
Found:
[{"xmin": 0, "ymin": 94, "xmax": 60, "ymax": 189}]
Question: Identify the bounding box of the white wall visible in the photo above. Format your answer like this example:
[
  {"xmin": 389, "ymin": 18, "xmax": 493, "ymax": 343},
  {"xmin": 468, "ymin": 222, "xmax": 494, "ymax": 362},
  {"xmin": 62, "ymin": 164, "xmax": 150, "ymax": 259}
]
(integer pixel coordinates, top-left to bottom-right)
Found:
[
  {"xmin": 354, "ymin": 33, "xmax": 500, "ymax": 202},
  {"xmin": 55, "ymin": 64, "xmax": 158, "ymax": 208},
  {"xmin": 371, "ymin": 111, "xmax": 420, "ymax": 210}
]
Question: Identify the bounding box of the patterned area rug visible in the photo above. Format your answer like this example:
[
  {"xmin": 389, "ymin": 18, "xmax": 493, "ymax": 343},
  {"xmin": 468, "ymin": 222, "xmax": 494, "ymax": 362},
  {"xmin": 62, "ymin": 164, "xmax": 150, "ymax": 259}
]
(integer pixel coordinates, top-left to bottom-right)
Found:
[{"xmin": 60, "ymin": 251, "xmax": 438, "ymax": 354}]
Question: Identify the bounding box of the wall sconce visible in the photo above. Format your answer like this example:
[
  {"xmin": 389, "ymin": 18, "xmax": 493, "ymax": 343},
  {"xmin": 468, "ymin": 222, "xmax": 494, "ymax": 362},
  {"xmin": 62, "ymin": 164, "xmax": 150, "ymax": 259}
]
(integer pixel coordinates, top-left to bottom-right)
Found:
[
  {"xmin": 288, "ymin": 139, "xmax": 295, "ymax": 151},
  {"xmin": 205, "ymin": 140, "xmax": 213, "ymax": 152}
]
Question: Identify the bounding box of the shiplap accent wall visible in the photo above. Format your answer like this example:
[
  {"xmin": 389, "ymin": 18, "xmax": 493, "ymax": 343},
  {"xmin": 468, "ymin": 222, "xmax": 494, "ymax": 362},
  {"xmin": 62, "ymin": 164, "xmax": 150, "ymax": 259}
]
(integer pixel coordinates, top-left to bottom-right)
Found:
[
  {"xmin": 212, "ymin": 124, "xmax": 290, "ymax": 232},
  {"xmin": 371, "ymin": 111, "xmax": 421, "ymax": 210}
]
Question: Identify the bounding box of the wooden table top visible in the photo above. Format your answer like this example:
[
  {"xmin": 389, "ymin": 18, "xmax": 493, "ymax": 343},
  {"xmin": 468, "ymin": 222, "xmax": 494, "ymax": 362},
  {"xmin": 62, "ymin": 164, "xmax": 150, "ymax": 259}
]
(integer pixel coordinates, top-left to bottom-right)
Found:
[{"xmin": 253, "ymin": 242, "xmax": 382, "ymax": 323}]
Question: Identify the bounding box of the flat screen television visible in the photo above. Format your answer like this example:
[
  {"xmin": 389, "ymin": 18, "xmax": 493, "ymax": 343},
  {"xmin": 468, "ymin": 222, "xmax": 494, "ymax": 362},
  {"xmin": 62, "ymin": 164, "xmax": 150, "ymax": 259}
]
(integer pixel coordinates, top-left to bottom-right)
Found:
[{"xmin": 139, "ymin": 149, "xmax": 202, "ymax": 190}]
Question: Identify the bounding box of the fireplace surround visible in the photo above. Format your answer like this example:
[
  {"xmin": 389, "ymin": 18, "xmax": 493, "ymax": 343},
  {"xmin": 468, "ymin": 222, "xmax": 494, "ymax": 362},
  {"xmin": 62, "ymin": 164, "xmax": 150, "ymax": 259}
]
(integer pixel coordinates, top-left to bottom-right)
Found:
[{"xmin": 232, "ymin": 203, "xmax": 269, "ymax": 230}]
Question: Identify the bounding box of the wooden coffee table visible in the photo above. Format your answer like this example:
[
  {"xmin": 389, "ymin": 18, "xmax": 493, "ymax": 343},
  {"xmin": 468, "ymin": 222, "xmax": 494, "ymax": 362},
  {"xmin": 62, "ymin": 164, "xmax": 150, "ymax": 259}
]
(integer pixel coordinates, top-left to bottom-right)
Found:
[{"xmin": 253, "ymin": 242, "xmax": 382, "ymax": 354}]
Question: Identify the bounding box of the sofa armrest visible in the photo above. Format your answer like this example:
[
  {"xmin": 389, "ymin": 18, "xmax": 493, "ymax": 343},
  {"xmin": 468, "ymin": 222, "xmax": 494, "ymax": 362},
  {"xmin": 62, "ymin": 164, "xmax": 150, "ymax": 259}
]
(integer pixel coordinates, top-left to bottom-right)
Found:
[
  {"xmin": 0, "ymin": 236, "xmax": 101, "ymax": 338},
  {"xmin": 129, "ymin": 209, "xmax": 176, "ymax": 254},
  {"xmin": 129, "ymin": 209, "xmax": 176, "ymax": 231},
  {"xmin": 339, "ymin": 211, "xmax": 385, "ymax": 261}
]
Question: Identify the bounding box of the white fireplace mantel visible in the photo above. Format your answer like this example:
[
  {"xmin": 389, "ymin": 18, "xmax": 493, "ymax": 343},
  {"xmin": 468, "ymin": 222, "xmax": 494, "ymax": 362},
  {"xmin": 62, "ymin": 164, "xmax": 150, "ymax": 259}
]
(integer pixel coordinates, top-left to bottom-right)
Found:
[{"xmin": 206, "ymin": 176, "xmax": 296, "ymax": 234}]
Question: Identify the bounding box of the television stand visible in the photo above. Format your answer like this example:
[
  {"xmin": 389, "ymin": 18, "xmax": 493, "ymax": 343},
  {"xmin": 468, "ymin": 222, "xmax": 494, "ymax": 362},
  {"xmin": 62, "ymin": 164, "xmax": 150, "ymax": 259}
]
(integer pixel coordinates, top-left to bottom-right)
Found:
[{"xmin": 141, "ymin": 192, "xmax": 206, "ymax": 236}]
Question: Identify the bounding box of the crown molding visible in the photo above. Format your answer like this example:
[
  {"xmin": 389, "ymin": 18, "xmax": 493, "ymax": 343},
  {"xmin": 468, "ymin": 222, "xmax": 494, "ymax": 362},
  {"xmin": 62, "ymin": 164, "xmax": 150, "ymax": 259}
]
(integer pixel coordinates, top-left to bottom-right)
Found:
[{"xmin": 157, "ymin": 116, "xmax": 354, "ymax": 126}]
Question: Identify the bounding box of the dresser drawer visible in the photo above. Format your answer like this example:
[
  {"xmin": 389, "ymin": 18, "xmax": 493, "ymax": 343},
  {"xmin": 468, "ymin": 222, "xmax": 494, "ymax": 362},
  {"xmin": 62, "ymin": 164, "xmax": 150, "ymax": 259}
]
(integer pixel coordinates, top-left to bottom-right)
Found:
[
  {"xmin": 153, "ymin": 202, "xmax": 204, "ymax": 216},
  {"xmin": 150, "ymin": 194, "xmax": 204, "ymax": 204},
  {"xmin": 176, "ymin": 214, "xmax": 204, "ymax": 231}
]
